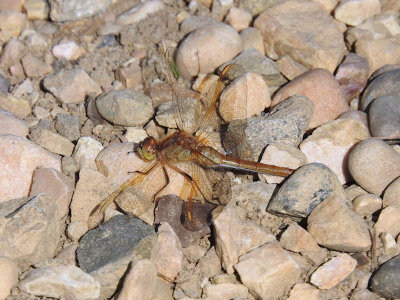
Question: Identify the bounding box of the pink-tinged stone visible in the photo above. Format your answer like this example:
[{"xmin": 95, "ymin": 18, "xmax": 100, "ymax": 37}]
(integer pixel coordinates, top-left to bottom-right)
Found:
[
  {"xmin": 272, "ymin": 69, "xmax": 349, "ymax": 129},
  {"xmin": 154, "ymin": 222, "xmax": 183, "ymax": 281},
  {"xmin": 310, "ymin": 253, "xmax": 357, "ymax": 289},
  {"xmin": 0, "ymin": 135, "xmax": 61, "ymax": 202},
  {"xmin": 52, "ymin": 41, "xmax": 85, "ymax": 61},
  {"xmin": 280, "ymin": 223, "xmax": 320, "ymax": 253},
  {"xmin": 176, "ymin": 22, "xmax": 243, "ymax": 78},
  {"xmin": 225, "ymin": 7, "xmax": 252, "ymax": 31},
  {"xmin": 300, "ymin": 119, "xmax": 369, "ymax": 184},
  {"xmin": 335, "ymin": 53, "xmax": 370, "ymax": 102},
  {"xmin": 254, "ymin": 0, "xmax": 346, "ymax": 73},
  {"xmin": 29, "ymin": 167, "xmax": 74, "ymax": 219},
  {"xmin": 0, "ymin": 108, "xmax": 28, "ymax": 137},
  {"xmin": 288, "ymin": 283, "xmax": 321, "ymax": 300},
  {"xmin": 234, "ymin": 241, "xmax": 301, "ymax": 300}
]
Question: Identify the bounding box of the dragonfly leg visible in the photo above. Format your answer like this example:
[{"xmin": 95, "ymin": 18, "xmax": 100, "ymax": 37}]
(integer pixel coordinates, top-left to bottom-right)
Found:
[{"xmin": 153, "ymin": 165, "xmax": 170, "ymax": 206}]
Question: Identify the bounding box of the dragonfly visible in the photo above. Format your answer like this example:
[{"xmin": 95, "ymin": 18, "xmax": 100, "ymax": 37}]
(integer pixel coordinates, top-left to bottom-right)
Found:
[{"xmin": 88, "ymin": 54, "xmax": 295, "ymax": 229}]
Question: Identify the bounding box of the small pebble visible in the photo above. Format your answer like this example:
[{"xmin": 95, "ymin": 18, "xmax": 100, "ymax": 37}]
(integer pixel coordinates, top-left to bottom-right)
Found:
[
  {"xmin": 30, "ymin": 127, "xmax": 75, "ymax": 156},
  {"xmin": 277, "ymin": 55, "xmax": 308, "ymax": 81},
  {"xmin": 176, "ymin": 22, "xmax": 243, "ymax": 78},
  {"xmin": 55, "ymin": 113, "xmax": 80, "ymax": 141},
  {"xmin": 0, "ymin": 257, "xmax": 17, "ymax": 299},
  {"xmin": 239, "ymin": 27, "xmax": 264, "ymax": 55},
  {"xmin": 334, "ymin": 0, "xmax": 381, "ymax": 26},
  {"xmin": 72, "ymin": 136, "xmax": 104, "ymax": 170},
  {"xmin": 0, "ymin": 73, "xmax": 9, "ymax": 93},
  {"xmin": 0, "ymin": 93, "xmax": 31, "ymax": 119},
  {"xmin": 310, "ymin": 253, "xmax": 357, "ymax": 289},
  {"xmin": 224, "ymin": 7, "xmax": 252, "ymax": 31},
  {"xmin": 374, "ymin": 206, "xmax": 400, "ymax": 237},
  {"xmin": 268, "ymin": 163, "xmax": 345, "ymax": 218},
  {"xmin": 280, "ymin": 223, "xmax": 320, "ymax": 253},
  {"xmin": 52, "ymin": 41, "xmax": 85, "ymax": 61},
  {"xmin": 21, "ymin": 55, "xmax": 53, "ymax": 78},
  {"xmin": 370, "ymin": 255, "xmax": 400, "ymax": 298},
  {"xmin": 0, "ymin": 108, "xmax": 29, "ymax": 137},
  {"xmin": 352, "ymin": 193, "xmax": 382, "ymax": 216},
  {"xmin": 272, "ymin": 68, "xmax": 349, "ymax": 129},
  {"xmin": 369, "ymin": 94, "xmax": 400, "ymax": 137},
  {"xmin": 96, "ymin": 89, "xmax": 153, "ymax": 127},
  {"xmin": 307, "ymin": 196, "xmax": 372, "ymax": 252},
  {"xmin": 24, "ymin": 0, "xmax": 49, "ymax": 20},
  {"xmin": 288, "ymin": 283, "xmax": 321, "ymax": 300},
  {"xmin": 202, "ymin": 282, "xmax": 248, "ymax": 299},
  {"xmin": 348, "ymin": 138, "xmax": 400, "ymax": 195}
]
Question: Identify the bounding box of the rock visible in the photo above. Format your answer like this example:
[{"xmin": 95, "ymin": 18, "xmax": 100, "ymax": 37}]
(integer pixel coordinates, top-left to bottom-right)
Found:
[
  {"xmin": 61, "ymin": 155, "xmax": 79, "ymax": 177},
  {"xmin": 72, "ymin": 137, "xmax": 104, "ymax": 170},
  {"xmin": 288, "ymin": 283, "xmax": 321, "ymax": 300},
  {"xmin": 155, "ymin": 101, "xmax": 177, "ymax": 129},
  {"xmin": 356, "ymin": 36, "xmax": 400, "ymax": 76},
  {"xmin": 52, "ymin": 41, "xmax": 85, "ymax": 61},
  {"xmin": 49, "ymin": 0, "xmax": 113, "ymax": 21},
  {"xmin": 350, "ymin": 288, "xmax": 383, "ymax": 300},
  {"xmin": 70, "ymin": 168, "xmax": 109, "ymax": 226},
  {"xmin": 310, "ymin": 253, "xmax": 357, "ymax": 289},
  {"xmin": 24, "ymin": 0, "xmax": 49, "ymax": 20},
  {"xmin": 0, "ymin": 194, "xmax": 61, "ymax": 268},
  {"xmin": 268, "ymin": 163, "xmax": 345, "ymax": 218},
  {"xmin": 346, "ymin": 184, "xmax": 369, "ymax": 202},
  {"xmin": 96, "ymin": 89, "xmax": 153, "ymax": 127},
  {"xmin": 77, "ymin": 215, "xmax": 155, "ymax": 298},
  {"xmin": 0, "ymin": 135, "xmax": 61, "ymax": 202},
  {"xmin": 175, "ymin": 269, "xmax": 203, "ymax": 298},
  {"xmin": 280, "ymin": 223, "xmax": 320, "ymax": 253},
  {"xmin": 202, "ymin": 282, "xmax": 248, "ymax": 299},
  {"xmin": 375, "ymin": 206, "xmax": 400, "ymax": 237},
  {"xmin": 383, "ymin": 177, "xmax": 400, "ymax": 207},
  {"xmin": 154, "ymin": 222, "xmax": 183, "ymax": 281},
  {"xmin": 225, "ymin": 7, "xmax": 252, "ymax": 31},
  {"xmin": 214, "ymin": 203, "xmax": 276, "ymax": 274},
  {"xmin": 0, "ymin": 39, "xmax": 25, "ymax": 70},
  {"xmin": 117, "ymin": 259, "xmax": 157, "ymax": 300},
  {"xmin": 370, "ymin": 254, "xmax": 400, "ymax": 298},
  {"xmin": 335, "ymin": 53, "xmax": 370, "ymax": 102},
  {"xmin": 21, "ymin": 55, "xmax": 53, "ymax": 78},
  {"xmin": 240, "ymin": 27, "xmax": 264, "ymax": 55},
  {"xmin": 30, "ymin": 127, "xmax": 75, "ymax": 156},
  {"xmin": 0, "ymin": 74, "xmax": 9, "ymax": 94},
  {"xmin": 338, "ymin": 110, "xmax": 370, "ymax": 131},
  {"xmin": 219, "ymin": 48, "xmax": 286, "ymax": 91},
  {"xmin": 124, "ymin": 127, "xmax": 148, "ymax": 143},
  {"xmin": 43, "ymin": 68, "xmax": 102, "ymax": 104},
  {"xmin": 176, "ymin": 22, "xmax": 243, "ymax": 78},
  {"xmin": 197, "ymin": 247, "xmax": 221, "ymax": 278},
  {"xmin": 361, "ymin": 68, "xmax": 400, "ymax": 111},
  {"xmin": 234, "ymin": 241, "xmax": 301, "ymax": 300},
  {"xmin": 254, "ymin": 0, "xmax": 346, "ymax": 73},
  {"xmin": 369, "ymin": 94, "xmax": 400, "ymax": 137},
  {"xmin": 334, "ymin": 0, "xmax": 381, "ymax": 26},
  {"xmin": 19, "ymin": 265, "xmax": 100, "ymax": 299},
  {"xmin": 29, "ymin": 167, "xmax": 74, "ymax": 219},
  {"xmin": 0, "ymin": 12, "xmax": 27, "ymax": 42},
  {"xmin": 348, "ymin": 138, "xmax": 400, "ymax": 195},
  {"xmin": 300, "ymin": 119, "xmax": 369, "ymax": 184},
  {"xmin": 154, "ymin": 195, "xmax": 212, "ymax": 248},
  {"xmin": 116, "ymin": 0, "xmax": 165, "ymax": 26},
  {"xmin": 115, "ymin": 61, "xmax": 142, "ymax": 89},
  {"xmin": 55, "ymin": 113, "xmax": 80, "ymax": 141},
  {"xmin": 223, "ymin": 94, "xmax": 313, "ymax": 161},
  {"xmin": 277, "ymin": 56, "xmax": 308, "ymax": 81},
  {"xmin": 32, "ymin": 106, "xmax": 50, "ymax": 119},
  {"xmin": 272, "ymin": 68, "xmax": 349, "ymax": 129},
  {"xmin": 0, "ymin": 257, "xmax": 17, "ymax": 299},
  {"xmin": 219, "ymin": 72, "xmax": 271, "ymax": 122},
  {"xmin": 307, "ymin": 196, "xmax": 372, "ymax": 252},
  {"xmin": 0, "ymin": 93, "xmax": 31, "ymax": 119},
  {"xmin": 0, "ymin": 108, "xmax": 28, "ymax": 137},
  {"xmin": 0, "ymin": 0, "xmax": 23, "ymax": 12},
  {"xmin": 259, "ymin": 143, "xmax": 307, "ymax": 184},
  {"xmin": 353, "ymin": 194, "xmax": 382, "ymax": 216}
]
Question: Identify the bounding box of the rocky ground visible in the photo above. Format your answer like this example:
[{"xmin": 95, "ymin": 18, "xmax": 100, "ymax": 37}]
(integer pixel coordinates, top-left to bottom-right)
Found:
[{"xmin": 1, "ymin": 0, "xmax": 400, "ymax": 299}]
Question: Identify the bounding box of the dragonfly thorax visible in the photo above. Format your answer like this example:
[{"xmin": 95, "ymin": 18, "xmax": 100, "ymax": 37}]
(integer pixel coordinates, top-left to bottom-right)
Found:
[{"xmin": 136, "ymin": 136, "xmax": 157, "ymax": 161}]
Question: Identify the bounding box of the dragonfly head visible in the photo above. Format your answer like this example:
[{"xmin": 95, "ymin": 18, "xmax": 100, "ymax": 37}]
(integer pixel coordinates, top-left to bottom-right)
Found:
[{"xmin": 136, "ymin": 137, "xmax": 157, "ymax": 161}]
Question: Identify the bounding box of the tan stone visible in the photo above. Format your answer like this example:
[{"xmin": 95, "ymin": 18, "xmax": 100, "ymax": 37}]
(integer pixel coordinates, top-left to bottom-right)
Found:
[
  {"xmin": 24, "ymin": 0, "xmax": 49, "ymax": 20},
  {"xmin": 375, "ymin": 206, "xmax": 400, "ymax": 237},
  {"xmin": 300, "ymin": 119, "xmax": 369, "ymax": 184},
  {"xmin": 383, "ymin": 176, "xmax": 400, "ymax": 207},
  {"xmin": 0, "ymin": 12, "xmax": 27, "ymax": 42},
  {"xmin": 0, "ymin": 108, "xmax": 28, "ymax": 137},
  {"xmin": 356, "ymin": 36, "xmax": 400, "ymax": 76},
  {"xmin": 288, "ymin": 283, "xmax": 321, "ymax": 300},
  {"xmin": 310, "ymin": 253, "xmax": 357, "ymax": 289},
  {"xmin": 31, "ymin": 128, "xmax": 75, "ymax": 156},
  {"xmin": 0, "ymin": 256, "xmax": 17, "ymax": 299},
  {"xmin": 280, "ymin": 223, "xmax": 320, "ymax": 253},
  {"xmin": 19, "ymin": 265, "xmax": 100, "ymax": 299},
  {"xmin": 254, "ymin": 0, "xmax": 346, "ymax": 73},
  {"xmin": 21, "ymin": 55, "xmax": 53, "ymax": 78},
  {"xmin": 353, "ymin": 194, "xmax": 382, "ymax": 216},
  {"xmin": 203, "ymin": 283, "xmax": 248, "ymax": 299},
  {"xmin": 115, "ymin": 62, "xmax": 142, "ymax": 89},
  {"xmin": 197, "ymin": 247, "xmax": 221, "ymax": 279},
  {"xmin": 0, "ymin": 135, "xmax": 61, "ymax": 202},
  {"xmin": 308, "ymin": 196, "xmax": 372, "ymax": 252},
  {"xmin": 214, "ymin": 204, "xmax": 276, "ymax": 274},
  {"xmin": 272, "ymin": 69, "xmax": 349, "ymax": 129},
  {"xmin": 154, "ymin": 222, "xmax": 183, "ymax": 280},
  {"xmin": 335, "ymin": 0, "xmax": 381, "ymax": 26},
  {"xmin": 313, "ymin": 0, "xmax": 339, "ymax": 12},
  {"xmin": 118, "ymin": 259, "xmax": 157, "ymax": 300},
  {"xmin": 0, "ymin": 0, "xmax": 23, "ymax": 12},
  {"xmin": 0, "ymin": 93, "xmax": 31, "ymax": 119},
  {"xmin": 52, "ymin": 41, "xmax": 85, "ymax": 61},
  {"xmin": 225, "ymin": 7, "xmax": 252, "ymax": 31},
  {"xmin": 29, "ymin": 167, "xmax": 74, "ymax": 219},
  {"xmin": 73, "ymin": 136, "xmax": 104, "ymax": 170},
  {"xmin": 240, "ymin": 27, "xmax": 264, "ymax": 55},
  {"xmin": 219, "ymin": 72, "xmax": 271, "ymax": 122},
  {"xmin": 277, "ymin": 56, "xmax": 308, "ymax": 81},
  {"xmin": 235, "ymin": 241, "xmax": 301, "ymax": 300}
]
